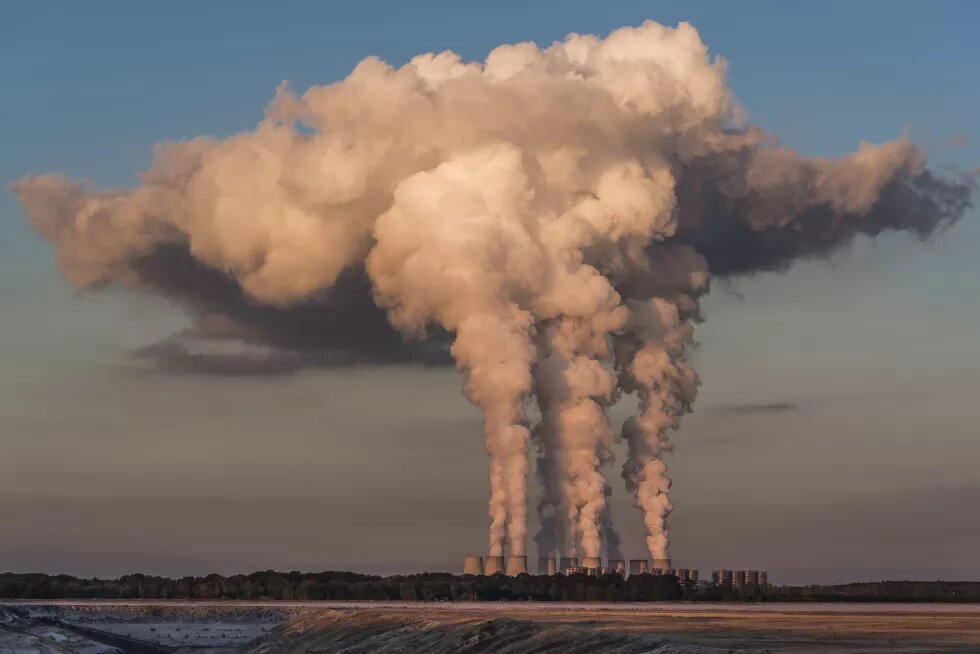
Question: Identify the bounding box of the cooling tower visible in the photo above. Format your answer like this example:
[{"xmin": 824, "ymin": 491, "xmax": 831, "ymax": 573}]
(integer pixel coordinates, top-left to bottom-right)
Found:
[
  {"xmin": 652, "ymin": 557, "xmax": 671, "ymax": 571},
  {"xmin": 559, "ymin": 557, "xmax": 579, "ymax": 573},
  {"xmin": 484, "ymin": 555, "xmax": 505, "ymax": 575},
  {"xmin": 537, "ymin": 556, "xmax": 556, "ymax": 575},
  {"xmin": 463, "ymin": 556, "xmax": 483, "ymax": 575},
  {"xmin": 609, "ymin": 559, "xmax": 626, "ymax": 575},
  {"xmin": 629, "ymin": 559, "xmax": 648, "ymax": 575},
  {"xmin": 582, "ymin": 556, "xmax": 601, "ymax": 574},
  {"xmin": 505, "ymin": 555, "xmax": 528, "ymax": 576}
]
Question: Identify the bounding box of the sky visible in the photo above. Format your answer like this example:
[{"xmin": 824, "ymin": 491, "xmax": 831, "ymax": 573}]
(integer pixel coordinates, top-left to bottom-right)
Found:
[{"xmin": 1, "ymin": 1, "xmax": 978, "ymax": 584}]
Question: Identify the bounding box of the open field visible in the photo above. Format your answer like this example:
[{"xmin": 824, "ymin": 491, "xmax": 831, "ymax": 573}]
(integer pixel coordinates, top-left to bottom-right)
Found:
[{"xmin": 4, "ymin": 601, "xmax": 980, "ymax": 653}]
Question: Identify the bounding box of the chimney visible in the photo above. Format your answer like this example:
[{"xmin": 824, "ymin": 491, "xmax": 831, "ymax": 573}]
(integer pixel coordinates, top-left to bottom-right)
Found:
[
  {"xmin": 537, "ymin": 556, "xmax": 556, "ymax": 575},
  {"xmin": 505, "ymin": 555, "xmax": 528, "ymax": 576},
  {"xmin": 463, "ymin": 556, "xmax": 483, "ymax": 575},
  {"xmin": 484, "ymin": 555, "xmax": 505, "ymax": 575}
]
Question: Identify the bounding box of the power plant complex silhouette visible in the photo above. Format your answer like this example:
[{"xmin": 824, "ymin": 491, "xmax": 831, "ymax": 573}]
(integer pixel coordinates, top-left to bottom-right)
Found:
[{"xmin": 462, "ymin": 555, "xmax": 768, "ymax": 587}]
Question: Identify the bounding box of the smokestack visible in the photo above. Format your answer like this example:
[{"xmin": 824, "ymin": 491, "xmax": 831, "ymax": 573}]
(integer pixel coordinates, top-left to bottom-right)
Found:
[
  {"xmin": 609, "ymin": 559, "xmax": 626, "ymax": 576},
  {"xmin": 629, "ymin": 559, "xmax": 648, "ymax": 575},
  {"xmin": 582, "ymin": 556, "xmax": 601, "ymax": 575},
  {"xmin": 559, "ymin": 557, "xmax": 579, "ymax": 573},
  {"xmin": 485, "ymin": 555, "xmax": 505, "ymax": 575},
  {"xmin": 506, "ymin": 555, "xmax": 528, "ymax": 576},
  {"xmin": 652, "ymin": 557, "xmax": 671, "ymax": 571},
  {"xmin": 537, "ymin": 556, "xmax": 556, "ymax": 576},
  {"xmin": 463, "ymin": 556, "xmax": 483, "ymax": 576}
]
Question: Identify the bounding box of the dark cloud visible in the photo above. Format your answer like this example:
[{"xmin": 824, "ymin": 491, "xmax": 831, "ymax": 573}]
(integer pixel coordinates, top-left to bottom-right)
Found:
[
  {"xmin": 134, "ymin": 339, "xmax": 307, "ymax": 377},
  {"xmin": 706, "ymin": 401, "xmax": 799, "ymax": 416},
  {"xmin": 128, "ymin": 243, "xmax": 453, "ymax": 374},
  {"xmin": 671, "ymin": 163, "xmax": 974, "ymax": 277}
]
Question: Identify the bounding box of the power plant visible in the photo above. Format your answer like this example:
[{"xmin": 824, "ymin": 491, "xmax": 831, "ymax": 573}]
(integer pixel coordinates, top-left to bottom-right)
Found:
[{"xmin": 464, "ymin": 554, "xmax": 769, "ymax": 587}]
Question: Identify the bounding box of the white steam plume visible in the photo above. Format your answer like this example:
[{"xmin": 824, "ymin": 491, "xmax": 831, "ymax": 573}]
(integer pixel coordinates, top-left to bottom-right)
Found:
[
  {"xmin": 14, "ymin": 21, "xmax": 971, "ymax": 560},
  {"xmin": 367, "ymin": 146, "xmax": 538, "ymax": 556},
  {"xmin": 534, "ymin": 313, "xmax": 622, "ymax": 559}
]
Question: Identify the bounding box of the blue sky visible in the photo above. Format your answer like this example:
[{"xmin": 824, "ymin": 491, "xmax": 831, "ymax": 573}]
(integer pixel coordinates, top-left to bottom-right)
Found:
[{"xmin": 1, "ymin": 1, "xmax": 978, "ymax": 582}]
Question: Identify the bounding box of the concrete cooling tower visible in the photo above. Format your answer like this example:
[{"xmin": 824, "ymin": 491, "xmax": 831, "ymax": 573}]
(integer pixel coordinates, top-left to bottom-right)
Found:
[
  {"xmin": 537, "ymin": 556, "xmax": 556, "ymax": 575},
  {"xmin": 463, "ymin": 556, "xmax": 483, "ymax": 575},
  {"xmin": 506, "ymin": 555, "xmax": 528, "ymax": 576},
  {"xmin": 629, "ymin": 559, "xmax": 648, "ymax": 575},
  {"xmin": 484, "ymin": 555, "xmax": 505, "ymax": 575}
]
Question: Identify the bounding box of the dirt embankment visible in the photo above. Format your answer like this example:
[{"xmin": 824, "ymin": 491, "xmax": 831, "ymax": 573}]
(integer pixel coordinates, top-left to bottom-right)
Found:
[
  {"xmin": 245, "ymin": 609, "xmax": 738, "ymax": 654},
  {"xmin": 244, "ymin": 606, "xmax": 980, "ymax": 654}
]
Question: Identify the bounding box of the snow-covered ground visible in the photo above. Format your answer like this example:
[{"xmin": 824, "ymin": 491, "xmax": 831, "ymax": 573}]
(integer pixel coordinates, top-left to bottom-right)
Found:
[
  {"xmin": 1, "ymin": 603, "xmax": 285, "ymax": 653},
  {"xmin": 0, "ymin": 624, "xmax": 117, "ymax": 654},
  {"xmin": 89, "ymin": 621, "xmax": 273, "ymax": 647}
]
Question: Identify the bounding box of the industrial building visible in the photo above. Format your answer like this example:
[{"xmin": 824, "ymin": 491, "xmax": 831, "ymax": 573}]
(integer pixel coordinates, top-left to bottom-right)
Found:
[
  {"xmin": 671, "ymin": 568, "xmax": 698, "ymax": 583},
  {"xmin": 711, "ymin": 569, "xmax": 734, "ymax": 585},
  {"xmin": 463, "ymin": 554, "xmax": 769, "ymax": 587},
  {"xmin": 711, "ymin": 568, "xmax": 769, "ymax": 588}
]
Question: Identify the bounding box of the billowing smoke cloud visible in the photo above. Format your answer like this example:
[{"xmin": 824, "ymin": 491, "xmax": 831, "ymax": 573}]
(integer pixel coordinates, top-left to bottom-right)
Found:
[{"xmin": 14, "ymin": 21, "xmax": 972, "ymax": 562}]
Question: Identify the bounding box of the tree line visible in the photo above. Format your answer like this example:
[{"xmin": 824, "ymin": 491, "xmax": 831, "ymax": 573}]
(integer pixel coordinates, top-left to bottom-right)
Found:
[
  {"xmin": 1, "ymin": 571, "xmax": 977, "ymax": 602},
  {"xmin": 0, "ymin": 571, "xmax": 683, "ymax": 601}
]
